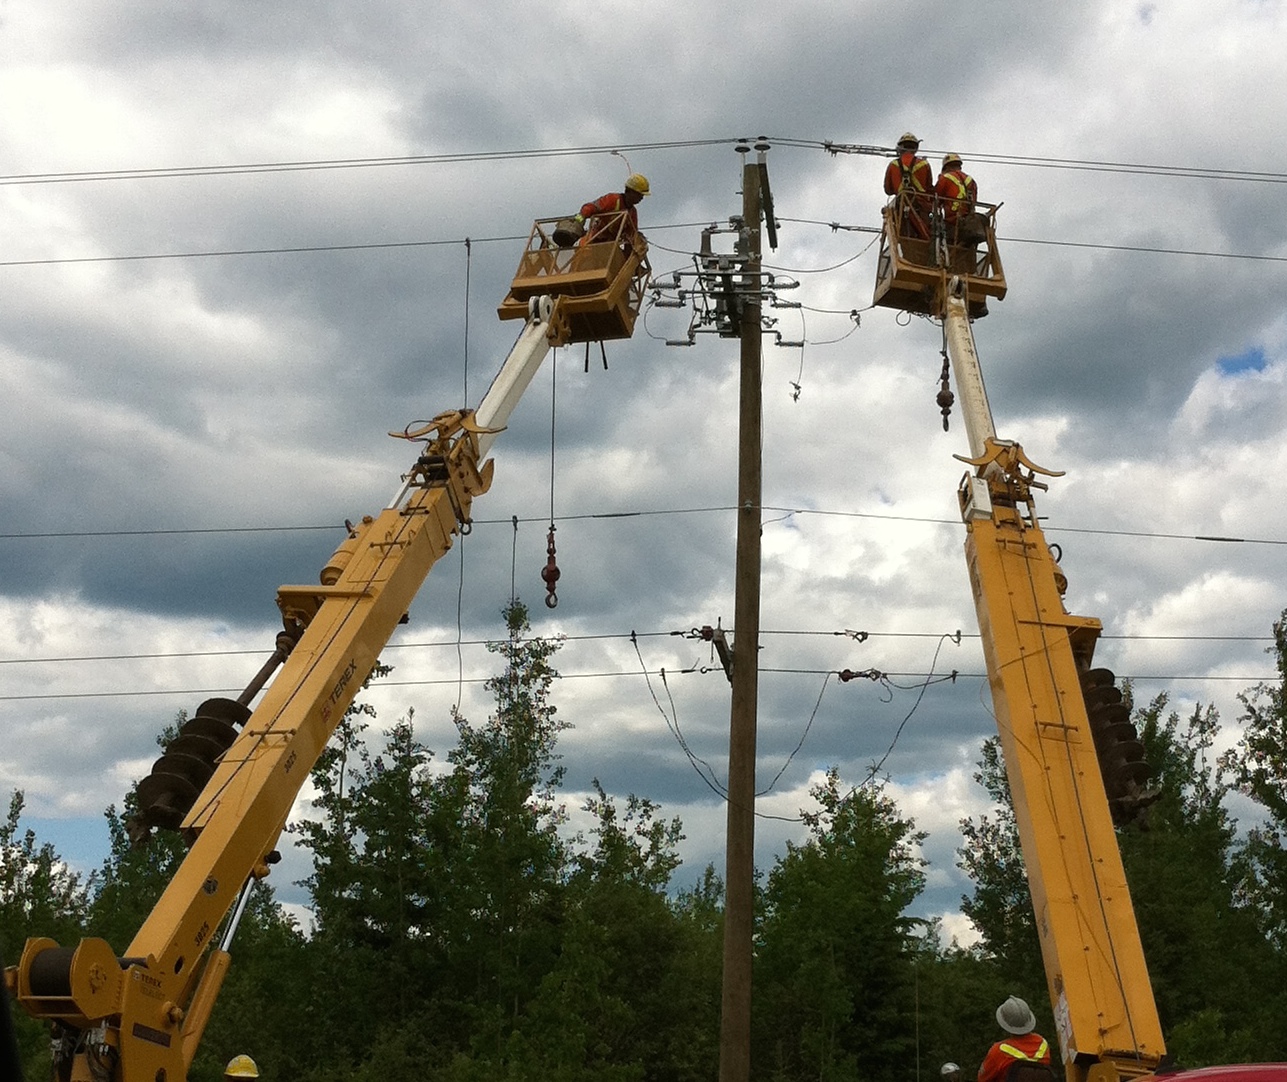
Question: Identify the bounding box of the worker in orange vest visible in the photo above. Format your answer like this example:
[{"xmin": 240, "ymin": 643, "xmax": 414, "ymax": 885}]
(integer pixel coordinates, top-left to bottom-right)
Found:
[
  {"xmin": 935, "ymin": 153, "xmax": 979, "ymax": 244},
  {"xmin": 977, "ymin": 997, "xmax": 1052, "ymax": 1082},
  {"xmin": 883, "ymin": 132, "xmax": 934, "ymax": 239},
  {"xmin": 576, "ymin": 173, "xmax": 650, "ymax": 245}
]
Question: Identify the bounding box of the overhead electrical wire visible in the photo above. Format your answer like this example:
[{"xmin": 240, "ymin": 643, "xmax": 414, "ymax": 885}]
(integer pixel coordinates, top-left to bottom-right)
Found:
[
  {"xmin": 1003, "ymin": 234, "xmax": 1287, "ymax": 264},
  {"xmin": 0, "ymin": 139, "xmax": 1283, "ymax": 271},
  {"xmin": 0, "ymin": 665, "xmax": 1272, "ymax": 705},
  {"xmin": 923, "ymin": 152, "xmax": 1287, "ymax": 185},
  {"xmin": 860, "ymin": 633, "xmax": 959, "ymax": 786},
  {"xmin": 0, "ymin": 139, "xmax": 741, "ymax": 186},
  {"xmin": 2, "ymin": 136, "xmax": 1285, "ymax": 187},
  {"xmin": 0, "ymin": 221, "xmax": 716, "ymax": 268},
  {"xmin": 631, "ymin": 632, "xmax": 728, "ymax": 802},
  {"xmin": 774, "ymin": 137, "xmax": 1287, "ymax": 184},
  {"xmin": 7, "ymin": 504, "xmax": 1287, "ymax": 548},
  {"xmin": 4, "ymin": 138, "xmax": 1283, "ymax": 773},
  {"xmin": 0, "ymin": 627, "xmax": 1272, "ymax": 669},
  {"xmin": 4, "ymin": 221, "xmax": 1285, "ymax": 270}
]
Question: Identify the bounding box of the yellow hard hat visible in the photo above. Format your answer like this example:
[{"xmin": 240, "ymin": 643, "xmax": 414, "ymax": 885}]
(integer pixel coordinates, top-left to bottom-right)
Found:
[
  {"xmin": 625, "ymin": 173, "xmax": 650, "ymax": 195},
  {"xmin": 897, "ymin": 132, "xmax": 920, "ymax": 148},
  {"xmin": 225, "ymin": 1054, "xmax": 260, "ymax": 1078},
  {"xmin": 942, "ymin": 153, "xmax": 962, "ymax": 169}
]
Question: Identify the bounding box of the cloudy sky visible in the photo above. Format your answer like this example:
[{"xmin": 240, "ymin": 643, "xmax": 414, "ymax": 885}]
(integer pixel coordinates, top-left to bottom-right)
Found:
[{"xmin": 3, "ymin": 1, "xmax": 1286, "ymax": 944}]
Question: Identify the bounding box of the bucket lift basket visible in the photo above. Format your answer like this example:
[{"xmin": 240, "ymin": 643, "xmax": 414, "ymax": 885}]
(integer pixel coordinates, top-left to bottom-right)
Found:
[
  {"xmin": 498, "ymin": 213, "xmax": 651, "ymax": 345},
  {"xmin": 873, "ymin": 194, "xmax": 1007, "ymax": 319}
]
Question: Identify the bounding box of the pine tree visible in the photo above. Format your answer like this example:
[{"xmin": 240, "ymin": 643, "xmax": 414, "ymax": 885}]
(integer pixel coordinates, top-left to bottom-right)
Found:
[{"xmin": 753, "ymin": 770, "xmax": 927, "ymax": 1081}]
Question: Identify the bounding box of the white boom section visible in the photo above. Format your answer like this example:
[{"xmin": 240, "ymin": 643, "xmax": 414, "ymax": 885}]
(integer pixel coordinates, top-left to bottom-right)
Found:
[
  {"xmin": 387, "ymin": 295, "xmax": 555, "ymax": 509},
  {"xmin": 943, "ymin": 277, "xmax": 997, "ymax": 460},
  {"xmin": 473, "ymin": 294, "xmax": 556, "ymax": 459}
]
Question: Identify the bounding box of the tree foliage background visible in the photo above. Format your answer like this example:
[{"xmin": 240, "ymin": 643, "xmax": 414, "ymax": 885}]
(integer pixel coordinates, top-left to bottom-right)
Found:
[{"xmin": 5, "ymin": 604, "xmax": 1287, "ymax": 1080}]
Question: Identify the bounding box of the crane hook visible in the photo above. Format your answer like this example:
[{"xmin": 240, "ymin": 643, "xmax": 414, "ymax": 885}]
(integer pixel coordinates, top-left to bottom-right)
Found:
[{"xmin": 541, "ymin": 524, "xmax": 560, "ymax": 608}]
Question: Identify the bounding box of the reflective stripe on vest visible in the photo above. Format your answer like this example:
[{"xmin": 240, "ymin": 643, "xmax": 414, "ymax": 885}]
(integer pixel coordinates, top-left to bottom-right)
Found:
[
  {"xmin": 998, "ymin": 1039, "xmax": 1049, "ymax": 1063},
  {"xmin": 941, "ymin": 172, "xmax": 974, "ymax": 214},
  {"xmin": 899, "ymin": 156, "xmax": 930, "ymax": 193}
]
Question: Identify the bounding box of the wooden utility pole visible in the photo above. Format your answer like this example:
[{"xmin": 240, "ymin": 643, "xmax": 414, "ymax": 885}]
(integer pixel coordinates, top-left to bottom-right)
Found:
[{"xmin": 718, "ymin": 139, "xmax": 766, "ymax": 1082}]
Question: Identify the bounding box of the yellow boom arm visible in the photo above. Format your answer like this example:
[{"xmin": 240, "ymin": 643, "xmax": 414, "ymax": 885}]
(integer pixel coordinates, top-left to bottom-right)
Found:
[
  {"xmin": 9, "ymin": 297, "xmax": 562, "ymax": 1082},
  {"xmin": 945, "ymin": 282, "xmax": 1164, "ymax": 1082}
]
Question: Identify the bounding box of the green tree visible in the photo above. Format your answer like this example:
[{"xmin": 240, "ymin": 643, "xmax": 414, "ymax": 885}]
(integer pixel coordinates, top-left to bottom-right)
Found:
[
  {"xmin": 0, "ymin": 791, "xmax": 89, "ymax": 947},
  {"xmin": 0, "ymin": 790, "xmax": 91, "ymax": 1080},
  {"xmin": 296, "ymin": 602, "xmax": 575, "ymax": 1078},
  {"xmin": 516, "ymin": 782, "xmax": 714, "ymax": 1082},
  {"xmin": 666, "ymin": 865, "xmax": 725, "ymax": 1078},
  {"xmin": 1121, "ymin": 694, "xmax": 1276, "ymax": 1064},
  {"xmin": 753, "ymin": 770, "xmax": 927, "ymax": 1082},
  {"xmin": 956, "ymin": 738, "xmax": 1045, "ymax": 1001},
  {"xmin": 437, "ymin": 601, "xmax": 570, "ymax": 1053},
  {"xmin": 958, "ymin": 685, "xmax": 1287, "ymax": 1070},
  {"xmin": 293, "ymin": 705, "xmax": 450, "ymax": 1073},
  {"xmin": 912, "ymin": 938, "xmax": 1016, "ymax": 1079},
  {"xmin": 192, "ymin": 885, "xmax": 308, "ymax": 1082},
  {"xmin": 1226, "ymin": 611, "xmax": 1287, "ymax": 945}
]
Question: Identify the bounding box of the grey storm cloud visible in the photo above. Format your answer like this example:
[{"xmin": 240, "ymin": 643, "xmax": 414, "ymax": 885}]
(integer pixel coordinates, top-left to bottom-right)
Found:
[{"xmin": 2, "ymin": 0, "xmax": 1286, "ymax": 927}]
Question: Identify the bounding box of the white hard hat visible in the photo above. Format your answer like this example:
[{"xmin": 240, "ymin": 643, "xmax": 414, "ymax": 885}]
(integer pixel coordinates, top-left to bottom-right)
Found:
[
  {"xmin": 997, "ymin": 995, "xmax": 1037, "ymax": 1035},
  {"xmin": 942, "ymin": 1064, "xmax": 962, "ymax": 1076}
]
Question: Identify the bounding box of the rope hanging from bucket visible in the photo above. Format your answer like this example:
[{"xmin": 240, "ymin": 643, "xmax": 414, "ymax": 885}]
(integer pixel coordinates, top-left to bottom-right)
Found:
[{"xmin": 542, "ymin": 351, "xmax": 561, "ymax": 608}]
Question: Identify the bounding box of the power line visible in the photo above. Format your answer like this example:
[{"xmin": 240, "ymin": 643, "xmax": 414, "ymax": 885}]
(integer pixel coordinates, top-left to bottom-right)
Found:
[
  {"xmin": 798, "ymin": 138, "xmax": 1287, "ymax": 185},
  {"xmin": 0, "ymin": 524, "xmax": 344, "ymax": 540},
  {"xmin": 0, "ymin": 235, "xmax": 524, "ymax": 268},
  {"xmin": 0, "ymin": 629, "xmax": 1273, "ymax": 669},
  {"xmin": 0, "ymin": 509, "xmax": 735, "ymax": 540},
  {"xmin": 0, "ymin": 220, "xmax": 713, "ymax": 269},
  {"xmin": 1004, "ymin": 234, "xmax": 1287, "ymax": 265},
  {"xmin": 948, "ymin": 152, "xmax": 1287, "ymax": 185},
  {"xmin": 0, "ymin": 667, "xmax": 1273, "ymax": 705},
  {"xmin": 6, "ymin": 503, "xmax": 1287, "ymax": 548},
  {"xmin": 3, "ymin": 218, "xmax": 1285, "ymax": 270},
  {"xmin": 5, "ymin": 136, "xmax": 1286, "ymax": 188},
  {"xmin": 775, "ymin": 217, "xmax": 1287, "ymax": 267},
  {"xmin": 0, "ymin": 139, "xmax": 741, "ymax": 186}
]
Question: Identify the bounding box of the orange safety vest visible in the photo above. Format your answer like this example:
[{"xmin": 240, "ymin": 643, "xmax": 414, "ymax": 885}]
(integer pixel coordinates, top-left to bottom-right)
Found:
[
  {"xmin": 885, "ymin": 154, "xmax": 932, "ymax": 197},
  {"xmin": 936, "ymin": 169, "xmax": 977, "ymax": 219},
  {"xmin": 999, "ymin": 1038, "xmax": 1049, "ymax": 1062},
  {"xmin": 978, "ymin": 1034, "xmax": 1051, "ymax": 1082},
  {"xmin": 579, "ymin": 192, "xmax": 638, "ymax": 242}
]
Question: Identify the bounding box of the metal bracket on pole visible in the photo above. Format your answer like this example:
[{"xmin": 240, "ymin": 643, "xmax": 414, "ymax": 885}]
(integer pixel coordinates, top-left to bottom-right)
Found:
[{"xmin": 699, "ymin": 623, "xmax": 734, "ymax": 683}]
